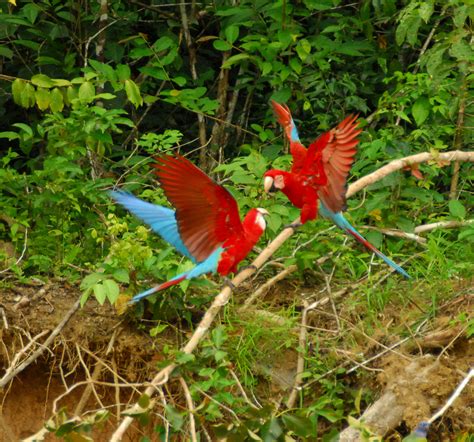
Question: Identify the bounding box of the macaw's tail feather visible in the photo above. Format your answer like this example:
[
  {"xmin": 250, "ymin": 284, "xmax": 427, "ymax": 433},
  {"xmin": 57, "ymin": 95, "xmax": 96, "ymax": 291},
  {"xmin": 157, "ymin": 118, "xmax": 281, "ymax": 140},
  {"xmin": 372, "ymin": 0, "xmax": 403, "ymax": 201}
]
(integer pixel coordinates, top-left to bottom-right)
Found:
[
  {"xmin": 129, "ymin": 274, "xmax": 187, "ymax": 304},
  {"xmin": 319, "ymin": 204, "xmax": 410, "ymax": 279}
]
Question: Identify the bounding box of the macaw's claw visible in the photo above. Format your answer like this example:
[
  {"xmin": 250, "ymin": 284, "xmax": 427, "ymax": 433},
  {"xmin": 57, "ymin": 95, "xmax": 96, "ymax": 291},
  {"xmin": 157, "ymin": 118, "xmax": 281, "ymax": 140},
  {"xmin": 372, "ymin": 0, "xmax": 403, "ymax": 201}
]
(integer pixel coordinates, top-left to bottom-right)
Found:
[
  {"xmin": 237, "ymin": 264, "xmax": 258, "ymax": 274},
  {"xmin": 223, "ymin": 277, "xmax": 237, "ymax": 290},
  {"xmin": 284, "ymin": 222, "xmax": 303, "ymax": 231}
]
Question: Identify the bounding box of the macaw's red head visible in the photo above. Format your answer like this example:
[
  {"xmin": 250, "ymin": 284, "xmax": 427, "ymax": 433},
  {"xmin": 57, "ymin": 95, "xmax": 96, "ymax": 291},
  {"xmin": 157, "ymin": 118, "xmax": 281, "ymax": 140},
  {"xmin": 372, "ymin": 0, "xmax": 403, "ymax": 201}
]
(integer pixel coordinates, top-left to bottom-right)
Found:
[
  {"xmin": 263, "ymin": 170, "xmax": 288, "ymax": 194},
  {"xmin": 243, "ymin": 208, "xmax": 269, "ymax": 235}
]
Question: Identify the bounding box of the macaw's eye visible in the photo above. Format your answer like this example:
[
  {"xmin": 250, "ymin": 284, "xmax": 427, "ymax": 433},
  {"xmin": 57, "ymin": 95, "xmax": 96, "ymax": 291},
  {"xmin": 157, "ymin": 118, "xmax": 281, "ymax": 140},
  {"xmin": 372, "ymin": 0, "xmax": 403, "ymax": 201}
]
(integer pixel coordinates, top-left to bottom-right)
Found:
[{"xmin": 274, "ymin": 175, "xmax": 285, "ymax": 189}]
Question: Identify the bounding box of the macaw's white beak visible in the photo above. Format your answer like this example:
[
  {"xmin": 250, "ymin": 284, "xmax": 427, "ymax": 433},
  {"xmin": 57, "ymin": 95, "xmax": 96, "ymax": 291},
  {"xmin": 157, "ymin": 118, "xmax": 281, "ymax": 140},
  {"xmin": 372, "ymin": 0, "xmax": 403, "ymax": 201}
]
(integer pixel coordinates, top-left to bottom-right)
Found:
[
  {"xmin": 263, "ymin": 176, "xmax": 274, "ymax": 193},
  {"xmin": 257, "ymin": 208, "xmax": 270, "ymax": 217}
]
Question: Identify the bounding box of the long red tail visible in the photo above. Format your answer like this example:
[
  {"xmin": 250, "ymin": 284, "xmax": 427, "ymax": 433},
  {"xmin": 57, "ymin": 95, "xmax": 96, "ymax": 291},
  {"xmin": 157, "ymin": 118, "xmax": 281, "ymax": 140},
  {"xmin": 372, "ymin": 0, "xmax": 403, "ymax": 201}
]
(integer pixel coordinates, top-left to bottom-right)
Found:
[{"xmin": 130, "ymin": 274, "xmax": 187, "ymax": 303}]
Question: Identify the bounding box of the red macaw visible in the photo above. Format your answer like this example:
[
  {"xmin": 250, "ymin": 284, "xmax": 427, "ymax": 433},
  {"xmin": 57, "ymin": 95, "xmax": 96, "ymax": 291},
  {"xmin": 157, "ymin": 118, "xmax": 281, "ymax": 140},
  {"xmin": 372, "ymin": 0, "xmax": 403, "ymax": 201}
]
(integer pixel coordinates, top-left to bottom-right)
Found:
[
  {"xmin": 264, "ymin": 101, "xmax": 410, "ymax": 278},
  {"xmin": 110, "ymin": 154, "xmax": 269, "ymax": 302}
]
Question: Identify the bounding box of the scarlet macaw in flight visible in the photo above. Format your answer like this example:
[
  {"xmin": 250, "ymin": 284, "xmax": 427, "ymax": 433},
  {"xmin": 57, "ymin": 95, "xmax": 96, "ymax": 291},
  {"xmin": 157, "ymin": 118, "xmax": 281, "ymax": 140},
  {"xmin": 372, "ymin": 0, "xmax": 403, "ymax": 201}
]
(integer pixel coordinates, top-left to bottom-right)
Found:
[
  {"xmin": 264, "ymin": 101, "xmax": 410, "ymax": 278},
  {"xmin": 111, "ymin": 155, "xmax": 269, "ymax": 302}
]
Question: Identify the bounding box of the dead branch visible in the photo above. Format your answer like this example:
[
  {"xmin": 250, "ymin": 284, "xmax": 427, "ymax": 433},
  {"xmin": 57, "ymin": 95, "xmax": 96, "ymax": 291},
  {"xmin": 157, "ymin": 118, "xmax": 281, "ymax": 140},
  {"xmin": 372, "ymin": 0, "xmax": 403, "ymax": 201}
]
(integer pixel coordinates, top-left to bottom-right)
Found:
[
  {"xmin": 362, "ymin": 226, "xmax": 427, "ymax": 244},
  {"xmin": 242, "ymin": 264, "xmax": 296, "ymax": 308},
  {"xmin": 362, "ymin": 219, "xmax": 474, "ymax": 245},
  {"xmin": 415, "ymin": 219, "xmax": 474, "ymax": 234},
  {"xmin": 109, "ymin": 225, "xmax": 296, "ymax": 440},
  {"xmin": 179, "ymin": 3, "xmax": 208, "ymax": 169},
  {"xmin": 347, "ymin": 150, "xmax": 474, "ymax": 198},
  {"xmin": 429, "ymin": 367, "xmax": 473, "ymax": 423},
  {"xmin": 109, "ymin": 149, "xmax": 473, "ymax": 440},
  {"xmin": 0, "ymin": 298, "xmax": 80, "ymax": 389},
  {"xmin": 179, "ymin": 377, "xmax": 198, "ymax": 442},
  {"xmin": 449, "ymin": 75, "xmax": 468, "ymax": 199},
  {"xmin": 286, "ymin": 301, "xmax": 309, "ymax": 409}
]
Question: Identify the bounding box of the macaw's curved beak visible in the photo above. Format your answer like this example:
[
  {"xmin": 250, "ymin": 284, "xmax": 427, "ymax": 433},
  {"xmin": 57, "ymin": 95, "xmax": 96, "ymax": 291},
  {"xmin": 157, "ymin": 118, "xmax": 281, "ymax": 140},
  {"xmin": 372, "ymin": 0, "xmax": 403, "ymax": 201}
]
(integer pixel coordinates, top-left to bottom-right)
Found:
[
  {"xmin": 264, "ymin": 176, "xmax": 275, "ymax": 193},
  {"xmin": 257, "ymin": 208, "xmax": 270, "ymax": 217}
]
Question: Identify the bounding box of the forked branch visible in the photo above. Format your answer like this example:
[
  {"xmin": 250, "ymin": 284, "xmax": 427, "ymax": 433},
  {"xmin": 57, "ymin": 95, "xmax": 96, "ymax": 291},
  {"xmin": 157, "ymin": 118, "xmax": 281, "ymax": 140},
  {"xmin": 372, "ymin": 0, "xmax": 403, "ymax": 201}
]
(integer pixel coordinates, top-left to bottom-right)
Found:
[{"xmin": 109, "ymin": 149, "xmax": 474, "ymax": 440}]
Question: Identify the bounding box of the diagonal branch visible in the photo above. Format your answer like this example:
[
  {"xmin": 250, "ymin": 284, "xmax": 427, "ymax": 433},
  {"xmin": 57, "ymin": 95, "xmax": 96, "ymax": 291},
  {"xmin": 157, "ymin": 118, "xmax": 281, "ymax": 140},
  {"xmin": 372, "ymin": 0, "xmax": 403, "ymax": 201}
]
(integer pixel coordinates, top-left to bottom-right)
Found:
[{"xmin": 109, "ymin": 149, "xmax": 474, "ymax": 440}]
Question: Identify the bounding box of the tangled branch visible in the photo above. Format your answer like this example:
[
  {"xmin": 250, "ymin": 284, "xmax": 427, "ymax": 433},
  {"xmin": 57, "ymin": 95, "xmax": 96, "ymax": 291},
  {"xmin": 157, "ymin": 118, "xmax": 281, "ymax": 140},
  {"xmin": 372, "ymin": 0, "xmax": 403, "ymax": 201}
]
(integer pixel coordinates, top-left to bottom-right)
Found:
[{"xmin": 109, "ymin": 149, "xmax": 473, "ymax": 440}]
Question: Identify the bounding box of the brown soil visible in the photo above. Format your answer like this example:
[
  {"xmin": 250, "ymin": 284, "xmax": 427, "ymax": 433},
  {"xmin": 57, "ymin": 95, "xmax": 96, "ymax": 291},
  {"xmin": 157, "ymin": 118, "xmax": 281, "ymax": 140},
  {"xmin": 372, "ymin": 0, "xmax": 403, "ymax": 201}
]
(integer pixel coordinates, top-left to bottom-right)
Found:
[{"xmin": 0, "ymin": 279, "xmax": 472, "ymax": 441}]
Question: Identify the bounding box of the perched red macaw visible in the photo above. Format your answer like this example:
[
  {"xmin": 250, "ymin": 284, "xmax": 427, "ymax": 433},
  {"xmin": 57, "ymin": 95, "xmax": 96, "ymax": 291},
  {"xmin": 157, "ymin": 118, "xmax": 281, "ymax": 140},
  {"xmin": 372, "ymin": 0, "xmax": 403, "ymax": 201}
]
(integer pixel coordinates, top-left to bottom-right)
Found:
[
  {"xmin": 110, "ymin": 155, "xmax": 269, "ymax": 302},
  {"xmin": 264, "ymin": 101, "xmax": 410, "ymax": 278}
]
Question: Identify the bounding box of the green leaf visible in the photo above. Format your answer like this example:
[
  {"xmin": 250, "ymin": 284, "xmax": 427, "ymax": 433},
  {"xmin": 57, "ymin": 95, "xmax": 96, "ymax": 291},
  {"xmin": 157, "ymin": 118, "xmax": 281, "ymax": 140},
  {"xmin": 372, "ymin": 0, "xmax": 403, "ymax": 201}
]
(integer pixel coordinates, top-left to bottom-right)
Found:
[
  {"xmin": 296, "ymin": 38, "xmax": 311, "ymax": 61},
  {"xmin": 278, "ymin": 29, "xmax": 293, "ymax": 49},
  {"xmin": 138, "ymin": 394, "xmax": 150, "ymax": 409},
  {"xmin": 449, "ymin": 200, "xmax": 466, "ymax": 219},
  {"xmin": 412, "ymin": 97, "xmax": 430, "ymax": 126},
  {"xmin": 21, "ymin": 82, "xmax": 36, "ymax": 108},
  {"xmin": 289, "ymin": 57, "xmax": 302, "ymax": 74},
  {"xmin": 282, "ymin": 414, "xmax": 314, "ymax": 437},
  {"xmin": 150, "ymin": 323, "xmax": 168, "ymax": 337},
  {"xmin": 116, "ymin": 64, "xmax": 131, "ymax": 81},
  {"xmin": 165, "ymin": 405, "xmax": 184, "ymax": 431},
  {"xmin": 124, "ymin": 79, "xmax": 143, "ymax": 107},
  {"xmin": 50, "ymin": 88, "xmax": 64, "ymax": 112},
  {"xmin": 0, "ymin": 46, "xmax": 14, "ymax": 59},
  {"xmin": 113, "ymin": 269, "xmax": 129, "ymax": 283},
  {"xmin": 222, "ymin": 53, "xmax": 250, "ymax": 69},
  {"xmin": 93, "ymin": 283, "xmax": 107, "ymax": 305},
  {"xmin": 80, "ymin": 272, "xmax": 104, "ymax": 290},
  {"xmin": 78, "ymin": 81, "xmax": 95, "ymax": 101},
  {"xmin": 0, "ymin": 131, "xmax": 20, "ymax": 140},
  {"xmin": 224, "ymin": 25, "xmax": 239, "ymax": 44},
  {"xmin": 12, "ymin": 122, "xmax": 33, "ymax": 137},
  {"xmin": 261, "ymin": 417, "xmax": 283, "ymax": 442},
  {"xmin": 365, "ymin": 230, "xmax": 383, "ymax": 249},
  {"xmin": 261, "ymin": 61, "xmax": 272, "ymax": 75},
  {"xmin": 51, "ymin": 79, "xmax": 72, "ymax": 87},
  {"xmin": 418, "ymin": 1, "xmax": 434, "ymax": 23},
  {"xmin": 35, "ymin": 87, "xmax": 51, "ymax": 111},
  {"xmin": 31, "ymin": 74, "xmax": 55, "ymax": 88},
  {"xmin": 103, "ymin": 279, "xmax": 120, "ymax": 303},
  {"xmin": 66, "ymin": 86, "xmax": 78, "ymax": 103},
  {"xmin": 213, "ymin": 39, "xmax": 232, "ymax": 51},
  {"xmin": 22, "ymin": 3, "xmax": 41, "ymax": 23},
  {"xmin": 12, "ymin": 78, "xmax": 26, "ymax": 105}
]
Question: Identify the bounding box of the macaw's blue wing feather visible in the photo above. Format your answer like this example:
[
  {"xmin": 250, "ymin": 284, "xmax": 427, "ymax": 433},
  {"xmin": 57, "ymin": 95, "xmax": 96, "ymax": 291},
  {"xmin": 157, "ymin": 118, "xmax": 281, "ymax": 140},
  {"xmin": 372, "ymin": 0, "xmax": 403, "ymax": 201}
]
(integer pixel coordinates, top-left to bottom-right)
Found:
[
  {"xmin": 129, "ymin": 247, "xmax": 224, "ymax": 303},
  {"xmin": 290, "ymin": 119, "xmax": 300, "ymax": 143},
  {"xmin": 319, "ymin": 202, "xmax": 410, "ymax": 279},
  {"xmin": 109, "ymin": 191, "xmax": 196, "ymax": 262}
]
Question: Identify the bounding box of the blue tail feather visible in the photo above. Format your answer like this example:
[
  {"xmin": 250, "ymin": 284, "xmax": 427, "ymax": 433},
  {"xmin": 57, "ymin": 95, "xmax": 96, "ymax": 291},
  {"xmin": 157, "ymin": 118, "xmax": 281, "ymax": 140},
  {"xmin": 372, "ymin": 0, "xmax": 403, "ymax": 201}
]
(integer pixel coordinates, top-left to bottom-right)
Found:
[
  {"xmin": 129, "ymin": 247, "xmax": 225, "ymax": 303},
  {"xmin": 319, "ymin": 202, "xmax": 410, "ymax": 278}
]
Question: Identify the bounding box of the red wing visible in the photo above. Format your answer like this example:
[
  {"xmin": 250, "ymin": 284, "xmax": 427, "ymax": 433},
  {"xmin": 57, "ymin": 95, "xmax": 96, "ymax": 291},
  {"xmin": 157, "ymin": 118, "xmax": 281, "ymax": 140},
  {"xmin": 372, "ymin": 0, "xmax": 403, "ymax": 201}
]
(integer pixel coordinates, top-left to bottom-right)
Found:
[
  {"xmin": 318, "ymin": 114, "xmax": 361, "ymax": 213},
  {"xmin": 271, "ymin": 100, "xmax": 307, "ymax": 174},
  {"xmin": 301, "ymin": 131, "xmax": 331, "ymax": 176},
  {"xmin": 153, "ymin": 155, "xmax": 244, "ymax": 262}
]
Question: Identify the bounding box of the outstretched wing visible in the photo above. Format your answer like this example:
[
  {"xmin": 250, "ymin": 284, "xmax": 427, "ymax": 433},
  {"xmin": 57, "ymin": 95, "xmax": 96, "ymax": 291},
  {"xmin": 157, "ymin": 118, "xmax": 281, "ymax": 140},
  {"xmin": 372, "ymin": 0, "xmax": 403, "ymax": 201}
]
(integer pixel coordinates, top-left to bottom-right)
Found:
[
  {"xmin": 154, "ymin": 155, "xmax": 244, "ymax": 263},
  {"xmin": 109, "ymin": 191, "xmax": 196, "ymax": 262},
  {"xmin": 318, "ymin": 114, "xmax": 361, "ymax": 213},
  {"xmin": 271, "ymin": 100, "xmax": 307, "ymax": 173},
  {"xmin": 301, "ymin": 131, "xmax": 331, "ymax": 178}
]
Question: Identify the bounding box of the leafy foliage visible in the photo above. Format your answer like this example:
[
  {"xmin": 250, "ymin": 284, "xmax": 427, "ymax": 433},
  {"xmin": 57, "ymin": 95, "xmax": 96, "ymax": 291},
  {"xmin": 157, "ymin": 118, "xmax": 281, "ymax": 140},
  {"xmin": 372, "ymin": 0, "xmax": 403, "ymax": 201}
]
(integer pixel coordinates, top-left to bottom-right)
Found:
[{"xmin": 0, "ymin": 0, "xmax": 473, "ymax": 439}]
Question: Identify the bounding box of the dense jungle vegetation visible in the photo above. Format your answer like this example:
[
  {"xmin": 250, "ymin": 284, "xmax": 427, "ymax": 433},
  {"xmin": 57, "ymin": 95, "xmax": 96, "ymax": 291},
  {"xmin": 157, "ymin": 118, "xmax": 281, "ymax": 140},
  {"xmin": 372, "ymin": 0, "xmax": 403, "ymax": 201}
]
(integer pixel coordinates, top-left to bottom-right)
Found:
[{"xmin": 0, "ymin": 0, "xmax": 473, "ymax": 440}]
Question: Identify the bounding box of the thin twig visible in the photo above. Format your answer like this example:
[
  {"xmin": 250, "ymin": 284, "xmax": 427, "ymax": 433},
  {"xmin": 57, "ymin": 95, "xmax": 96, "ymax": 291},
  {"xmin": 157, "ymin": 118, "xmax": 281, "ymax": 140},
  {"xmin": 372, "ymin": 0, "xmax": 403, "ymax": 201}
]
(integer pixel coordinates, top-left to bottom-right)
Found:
[
  {"xmin": 0, "ymin": 296, "xmax": 79, "ymax": 388},
  {"xmin": 428, "ymin": 367, "xmax": 473, "ymax": 423},
  {"xmin": 286, "ymin": 301, "xmax": 309, "ymax": 408},
  {"xmin": 179, "ymin": 3, "xmax": 208, "ymax": 168},
  {"xmin": 0, "ymin": 228, "xmax": 28, "ymax": 275},
  {"xmin": 229, "ymin": 369, "xmax": 260, "ymax": 409},
  {"xmin": 179, "ymin": 377, "xmax": 198, "ymax": 442},
  {"xmin": 109, "ymin": 150, "xmax": 474, "ymax": 440}
]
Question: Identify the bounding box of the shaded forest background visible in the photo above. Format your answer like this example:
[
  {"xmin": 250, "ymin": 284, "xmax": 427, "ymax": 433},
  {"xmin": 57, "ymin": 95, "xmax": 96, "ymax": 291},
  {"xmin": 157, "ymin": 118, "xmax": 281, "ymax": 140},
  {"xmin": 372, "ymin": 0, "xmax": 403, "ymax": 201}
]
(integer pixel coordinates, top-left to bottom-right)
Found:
[{"xmin": 0, "ymin": 0, "xmax": 473, "ymax": 440}]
